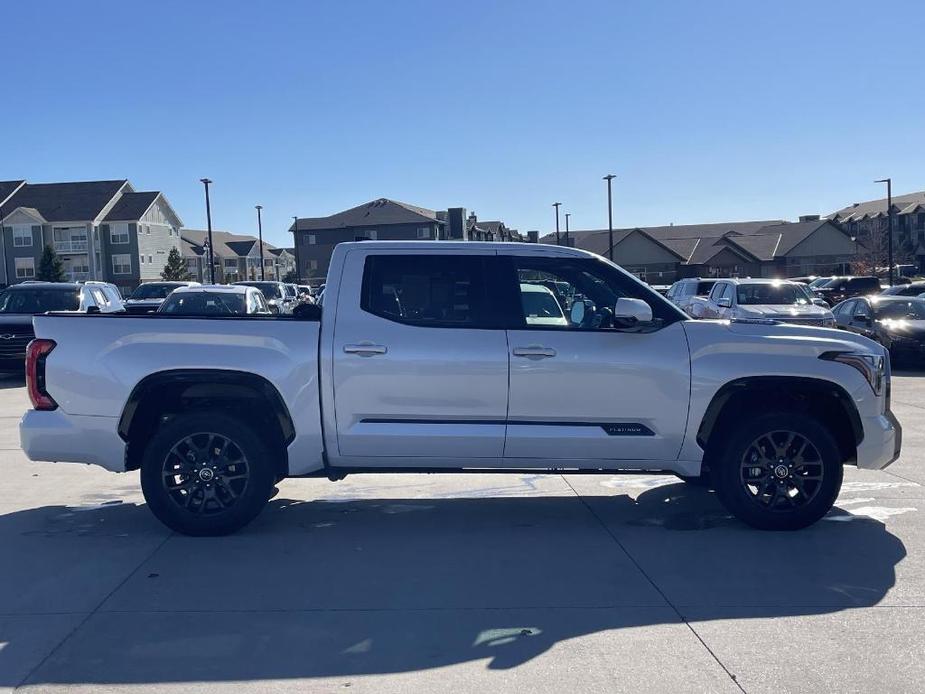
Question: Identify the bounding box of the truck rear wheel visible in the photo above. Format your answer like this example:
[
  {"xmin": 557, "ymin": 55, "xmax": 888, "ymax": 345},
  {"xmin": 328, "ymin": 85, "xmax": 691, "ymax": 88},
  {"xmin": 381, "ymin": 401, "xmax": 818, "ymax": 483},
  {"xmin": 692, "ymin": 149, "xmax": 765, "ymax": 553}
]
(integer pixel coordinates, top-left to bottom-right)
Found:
[
  {"xmin": 713, "ymin": 413, "xmax": 843, "ymax": 530},
  {"xmin": 140, "ymin": 412, "xmax": 276, "ymax": 536}
]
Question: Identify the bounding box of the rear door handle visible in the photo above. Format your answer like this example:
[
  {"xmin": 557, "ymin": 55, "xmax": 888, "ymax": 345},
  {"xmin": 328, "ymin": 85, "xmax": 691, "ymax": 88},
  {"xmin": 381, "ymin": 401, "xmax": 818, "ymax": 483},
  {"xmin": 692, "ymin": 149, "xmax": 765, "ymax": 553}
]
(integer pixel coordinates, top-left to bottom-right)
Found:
[
  {"xmin": 512, "ymin": 346, "xmax": 556, "ymax": 359},
  {"xmin": 344, "ymin": 343, "xmax": 388, "ymax": 356}
]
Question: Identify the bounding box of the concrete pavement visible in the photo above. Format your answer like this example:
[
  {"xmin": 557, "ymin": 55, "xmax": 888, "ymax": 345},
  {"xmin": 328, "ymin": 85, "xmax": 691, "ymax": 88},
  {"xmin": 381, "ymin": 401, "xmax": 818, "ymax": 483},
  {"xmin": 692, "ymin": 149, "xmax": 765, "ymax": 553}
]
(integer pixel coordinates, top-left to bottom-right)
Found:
[{"xmin": 0, "ymin": 372, "xmax": 922, "ymax": 693}]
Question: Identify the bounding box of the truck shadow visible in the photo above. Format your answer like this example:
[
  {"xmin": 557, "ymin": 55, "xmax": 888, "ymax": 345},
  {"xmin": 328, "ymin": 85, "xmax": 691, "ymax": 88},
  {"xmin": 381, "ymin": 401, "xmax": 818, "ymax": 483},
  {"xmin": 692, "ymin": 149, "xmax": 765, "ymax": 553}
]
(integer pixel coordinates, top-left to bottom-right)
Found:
[{"xmin": 2, "ymin": 482, "xmax": 907, "ymax": 686}]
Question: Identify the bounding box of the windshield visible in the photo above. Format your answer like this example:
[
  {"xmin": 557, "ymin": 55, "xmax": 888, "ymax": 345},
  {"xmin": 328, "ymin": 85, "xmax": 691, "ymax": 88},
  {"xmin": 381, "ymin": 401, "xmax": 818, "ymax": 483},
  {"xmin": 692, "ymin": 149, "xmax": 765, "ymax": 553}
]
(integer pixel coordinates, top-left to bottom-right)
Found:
[
  {"xmin": 238, "ymin": 282, "xmax": 281, "ymax": 299},
  {"xmin": 809, "ymin": 277, "xmax": 833, "ymax": 288},
  {"xmin": 736, "ymin": 283, "xmax": 807, "ymax": 306},
  {"xmin": 874, "ymin": 300, "xmax": 925, "ymax": 321},
  {"xmin": 0, "ymin": 288, "xmax": 81, "ymax": 313},
  {"xmin": 817, "ymin": 277, "xmax": 844, "ymax": 288},
  {"xmin": 158, "ymin": 292, "xmax": 247, "ymax": 315},
  {"xmin": 130, "ymin": 283, "xmax": 183, "ymax": 300}
]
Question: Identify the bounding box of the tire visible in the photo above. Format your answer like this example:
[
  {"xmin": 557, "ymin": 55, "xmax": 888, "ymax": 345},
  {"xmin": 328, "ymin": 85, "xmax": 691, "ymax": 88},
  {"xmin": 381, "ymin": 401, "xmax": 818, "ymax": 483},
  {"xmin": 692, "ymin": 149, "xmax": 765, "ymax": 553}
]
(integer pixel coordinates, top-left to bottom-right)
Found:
[
  {"xmin": 140, "ymin": 412, "xmax": 276, "ymax": 536},
  {"xmin": 712, "ymin": 413, "xmax": 843, "ymax": 531}
]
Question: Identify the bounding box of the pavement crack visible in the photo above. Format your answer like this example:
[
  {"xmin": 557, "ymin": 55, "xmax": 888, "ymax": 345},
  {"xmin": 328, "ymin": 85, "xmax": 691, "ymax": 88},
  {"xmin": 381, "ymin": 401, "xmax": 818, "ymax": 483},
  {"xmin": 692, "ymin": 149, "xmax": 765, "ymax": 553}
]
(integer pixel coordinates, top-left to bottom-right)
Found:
[
  {"xmin": 560, "ymin": 475, "xmax": 747, "ymax": 693},
  {"xmin": 14, "ymin": 531, "xmax": 174, "ymax": 690}
]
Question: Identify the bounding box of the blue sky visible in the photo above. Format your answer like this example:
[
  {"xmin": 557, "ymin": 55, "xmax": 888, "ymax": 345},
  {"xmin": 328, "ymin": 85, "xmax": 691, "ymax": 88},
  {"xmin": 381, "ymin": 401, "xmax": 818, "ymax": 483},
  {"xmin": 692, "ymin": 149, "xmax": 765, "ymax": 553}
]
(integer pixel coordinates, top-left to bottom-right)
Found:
[{"xmin": 3, "ymin": 0, "xmax": 924, "ymax": 246}]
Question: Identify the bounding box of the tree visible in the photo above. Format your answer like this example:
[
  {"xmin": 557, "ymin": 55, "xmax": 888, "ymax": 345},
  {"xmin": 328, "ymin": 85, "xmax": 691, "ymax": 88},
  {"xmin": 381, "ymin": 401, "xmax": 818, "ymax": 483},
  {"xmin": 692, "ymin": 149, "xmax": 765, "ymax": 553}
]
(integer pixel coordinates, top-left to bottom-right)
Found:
[
  {"xmin": 36, "ymin": 245, "xmax": 65, "ymax": 282},
  {"xmin": 161, "ymin": 247, "xmax": 192, "ymax": 281}
]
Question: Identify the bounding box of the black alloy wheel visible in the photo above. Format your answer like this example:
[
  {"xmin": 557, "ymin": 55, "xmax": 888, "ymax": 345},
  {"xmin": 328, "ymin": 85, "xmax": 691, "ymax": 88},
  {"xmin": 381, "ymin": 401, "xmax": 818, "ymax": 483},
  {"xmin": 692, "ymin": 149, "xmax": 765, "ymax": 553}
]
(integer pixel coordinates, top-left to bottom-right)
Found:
[
  {"xmin": 141, "ymin": 412, "xmax": 276, "ymax": 536},
  {"xmin": 739, "ymin": 430, "xmax": 824, "ymax": 511},
  {"xmin": 713, "ymin": 413, "xmax": 843, "ymax": 530},
  {"xmin": 161, "ymin": 432, "xmax": 250, "ymax": 516}
]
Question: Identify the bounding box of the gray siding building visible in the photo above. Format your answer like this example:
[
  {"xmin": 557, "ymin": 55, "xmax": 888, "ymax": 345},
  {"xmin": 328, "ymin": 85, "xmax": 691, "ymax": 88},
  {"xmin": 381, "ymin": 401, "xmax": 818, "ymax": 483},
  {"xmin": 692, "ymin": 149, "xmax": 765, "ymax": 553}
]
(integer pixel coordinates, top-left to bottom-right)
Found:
[
  {"xmin": 0, "ymin": 179, "xmax": 183, "ymax": 294},
  {"xmin": 290, "ymin": 198, "xmax": 524, "ymax": 281}
]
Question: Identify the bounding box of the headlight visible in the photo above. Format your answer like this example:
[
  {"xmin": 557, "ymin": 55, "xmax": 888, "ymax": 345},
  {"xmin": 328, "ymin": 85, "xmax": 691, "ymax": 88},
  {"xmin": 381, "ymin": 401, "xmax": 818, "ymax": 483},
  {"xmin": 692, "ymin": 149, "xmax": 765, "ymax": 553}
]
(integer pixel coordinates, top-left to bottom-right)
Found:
[{"xmin": 820, "ymin": 351, "xmax": 885, "ymax": 395}]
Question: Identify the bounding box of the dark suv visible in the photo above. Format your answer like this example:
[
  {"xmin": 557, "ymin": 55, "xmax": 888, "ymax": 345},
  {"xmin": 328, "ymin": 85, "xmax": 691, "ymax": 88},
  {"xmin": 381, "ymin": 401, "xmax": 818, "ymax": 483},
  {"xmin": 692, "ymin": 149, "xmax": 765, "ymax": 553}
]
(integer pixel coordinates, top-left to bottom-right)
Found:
[
  {"xmin": 0, "ymin": 282, "xmax": 122, "ymax": 373},
  {"xmin": 813, "ymin": 276, "xmax": 881, "ymax": 306}
]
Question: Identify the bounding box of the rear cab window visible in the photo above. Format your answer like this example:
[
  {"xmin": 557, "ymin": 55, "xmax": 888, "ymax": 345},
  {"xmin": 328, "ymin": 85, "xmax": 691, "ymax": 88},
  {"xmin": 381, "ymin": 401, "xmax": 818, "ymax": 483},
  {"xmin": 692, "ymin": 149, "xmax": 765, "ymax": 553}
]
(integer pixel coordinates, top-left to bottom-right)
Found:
[{"xmin": 361, "ymin": 254, "xmax": 499, "ymax": 328}]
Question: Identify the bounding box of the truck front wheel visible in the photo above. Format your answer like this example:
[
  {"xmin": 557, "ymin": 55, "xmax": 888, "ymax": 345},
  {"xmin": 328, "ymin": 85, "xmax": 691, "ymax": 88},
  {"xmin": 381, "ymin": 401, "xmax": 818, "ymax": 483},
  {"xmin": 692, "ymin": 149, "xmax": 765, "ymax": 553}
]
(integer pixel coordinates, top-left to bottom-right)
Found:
[
  {"xmin": 713, "ymin": 413, "xmax": 843, "ymax": 530},
  {"xmin": 140, "ymin": 412, "xmax": 276, "ymax": 536}
]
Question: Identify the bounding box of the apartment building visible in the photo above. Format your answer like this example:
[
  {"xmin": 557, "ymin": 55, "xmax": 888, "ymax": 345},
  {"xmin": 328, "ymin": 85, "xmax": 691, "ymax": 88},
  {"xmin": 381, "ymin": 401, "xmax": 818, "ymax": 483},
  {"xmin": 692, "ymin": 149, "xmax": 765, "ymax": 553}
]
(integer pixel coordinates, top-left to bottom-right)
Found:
[
  {"xmin": 181, "ymin": 230, "xmax": 290, "ymax": 283},
  {"xmin": 546, "ymin": 217, "xmax": 857, "ymax": 282},
  {"xmin": 828, "ymin": 190, "xmax": 925, "ymax": 271},
  {"xmin": 290, "ymin": 198, "xmax": 522, "ymax": 281},
  {"xmin": 0, "ymin": 179, "xmax": 183, "ymax": 293}
]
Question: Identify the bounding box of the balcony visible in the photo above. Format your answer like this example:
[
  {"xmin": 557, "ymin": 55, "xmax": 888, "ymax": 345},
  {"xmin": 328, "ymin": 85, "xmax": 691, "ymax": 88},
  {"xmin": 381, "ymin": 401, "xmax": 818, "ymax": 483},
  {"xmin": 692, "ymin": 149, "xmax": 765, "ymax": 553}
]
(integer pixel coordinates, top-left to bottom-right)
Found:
[{"xmin": 54, "ymin": 240, "xmax": 89, "ymax": 253}]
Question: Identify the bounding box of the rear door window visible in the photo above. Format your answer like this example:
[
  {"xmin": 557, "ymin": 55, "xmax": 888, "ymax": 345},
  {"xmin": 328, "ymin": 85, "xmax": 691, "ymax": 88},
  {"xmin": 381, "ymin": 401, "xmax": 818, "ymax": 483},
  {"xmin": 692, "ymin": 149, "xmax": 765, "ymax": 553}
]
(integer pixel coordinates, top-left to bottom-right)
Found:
[{"xmin": 361, "ymin": 255, "xmax": 496, "ymax": 328}]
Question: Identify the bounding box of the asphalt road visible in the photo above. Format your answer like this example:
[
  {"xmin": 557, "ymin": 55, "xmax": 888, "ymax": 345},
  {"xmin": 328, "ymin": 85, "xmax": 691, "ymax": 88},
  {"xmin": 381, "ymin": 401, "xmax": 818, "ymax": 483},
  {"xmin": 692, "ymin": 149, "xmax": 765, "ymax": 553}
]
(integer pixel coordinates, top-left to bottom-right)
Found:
[{"xmin": 0, "ymin": 373, "xmax": 923, "ymax": 693}]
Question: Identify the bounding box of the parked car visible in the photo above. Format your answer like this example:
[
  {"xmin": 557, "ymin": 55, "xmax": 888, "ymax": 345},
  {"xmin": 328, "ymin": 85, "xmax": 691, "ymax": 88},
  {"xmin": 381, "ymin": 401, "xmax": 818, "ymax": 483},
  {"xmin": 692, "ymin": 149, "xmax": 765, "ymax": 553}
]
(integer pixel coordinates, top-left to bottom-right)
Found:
[
  {"xmin": 665, "ymin": 278, "xmax": 716, "ymax": 318},
  {"xmin": 80, "ymin": 281, "xmax": 126, "ymax": 312},
  {"xmin": 788, "ymin": 276, "xmax": 818, "ymax": 285},
  {"xmin": 700, "ymin": 278, "xmax": 836, "ymax": 327},
  {"xmin": 21, "ymin": 241, "xmax": 899, "ymax": 535},
  {"xmin": 808, "ymin": 276, "xmax": 836, "ymax": 289},
  {"xmin": 232, "ymin": 281, "xmax": 295, "ymax": 314},
  {"xmin": 297, "ymin": 285, "xmax": 314, "ymax": 302},
  {"xmin": 123, "ymin": 281, "xmax": 200, "ymax": 314},
  {"xmin": 157, "ymin": 285, "xmax": 272, "ymax": 316},
  {"xmin": 881, "ymin": 281, "xmax": 925, "ymax": 297},
  {"xmin": 812, "ymin": 276, "xmax": 881, "ymax": 306},
  {"xmin": 0, "ymin": 282, "xmax": 123, "ymax": 373},
  {"xmin": 832, "ymin": 296, "xmax": 925, "ymax": 364},
  {"xmin": 520, "ymin": 283, "xmax": 568, "ymax": 326}
]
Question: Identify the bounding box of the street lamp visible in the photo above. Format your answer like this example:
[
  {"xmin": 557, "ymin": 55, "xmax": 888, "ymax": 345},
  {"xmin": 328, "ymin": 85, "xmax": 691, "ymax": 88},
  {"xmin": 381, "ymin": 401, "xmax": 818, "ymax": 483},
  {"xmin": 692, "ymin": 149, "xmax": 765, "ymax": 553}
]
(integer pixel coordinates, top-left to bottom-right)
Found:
[
  {"xmin": 874, "ymin": 178, "xmax": 894, "ymax": 286},
  {"xmin": 200, "ymin": 178, "xmax": 215, "ymax": 284},
  {"xmin": 603, "ymin": 174, "xmax": 616, "ymax": 261},
  {"xmin": 564, "ymin": 213, "xmax": 571, "ymax": 248},
  {"xmin": 552, "ymin": 202, "xmax": 562, "ymax": 245},
  {"xmin": 255, "ymin": 205, "xmax": 265, "ymax": 280},
  {"xmin": 293, "ymin": 216, "xmax": 299, "ymax": 281}
]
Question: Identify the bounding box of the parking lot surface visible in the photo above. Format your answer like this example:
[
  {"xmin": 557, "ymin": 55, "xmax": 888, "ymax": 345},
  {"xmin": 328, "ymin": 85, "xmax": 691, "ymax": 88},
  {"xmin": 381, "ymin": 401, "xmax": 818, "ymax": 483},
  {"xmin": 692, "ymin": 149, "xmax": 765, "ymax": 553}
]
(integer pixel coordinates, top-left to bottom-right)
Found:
[{"xmin": 1, "ymin": 373, "xmax": 923, "ymax": 693}]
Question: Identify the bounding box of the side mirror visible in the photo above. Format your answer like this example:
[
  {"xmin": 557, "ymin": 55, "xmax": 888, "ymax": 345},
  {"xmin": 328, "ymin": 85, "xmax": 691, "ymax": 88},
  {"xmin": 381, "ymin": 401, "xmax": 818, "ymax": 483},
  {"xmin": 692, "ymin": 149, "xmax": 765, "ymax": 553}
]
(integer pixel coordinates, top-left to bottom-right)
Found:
[
  {"xmin": 613, "ymin": 297, "xmax": 653, "ymax": 325},
  {"xmin": 853, "ymin": 313, "xmax": 870, "ymax": 323},
  {"xmin": 569, "ymin": 301, "xmax": 586, "ymax": 326},
  {"xmin": 716, "ymin": 297, "xmax": 732, "ymax": 308},
  {"xmin": 86, "ymin": 305, "xmax": 101, "ymax": 314},
  {"xmin": 812, "ymin": 298, "xmax": 829, "ymax": 307}
]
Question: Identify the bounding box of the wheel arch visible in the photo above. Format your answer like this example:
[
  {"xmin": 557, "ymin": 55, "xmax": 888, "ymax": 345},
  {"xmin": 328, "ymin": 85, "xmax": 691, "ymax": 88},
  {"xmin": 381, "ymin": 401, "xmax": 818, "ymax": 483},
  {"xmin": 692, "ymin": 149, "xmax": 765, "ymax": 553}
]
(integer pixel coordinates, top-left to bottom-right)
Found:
[
  {"xmin": 119, "ymin": 369, "xmax": 295, "ymax": 477},
  {"xmin": 697, "ymin": 376, "xmax": 863, "ymax": 466}
]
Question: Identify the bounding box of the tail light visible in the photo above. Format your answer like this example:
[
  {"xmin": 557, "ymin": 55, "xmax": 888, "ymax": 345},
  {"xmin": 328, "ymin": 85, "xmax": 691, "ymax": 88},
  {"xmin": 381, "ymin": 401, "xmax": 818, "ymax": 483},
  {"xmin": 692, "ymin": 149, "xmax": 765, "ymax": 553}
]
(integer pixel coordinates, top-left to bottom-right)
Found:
[{"xmin": 25, "ymin": 339, "xmax": 57, "ymax": 411}]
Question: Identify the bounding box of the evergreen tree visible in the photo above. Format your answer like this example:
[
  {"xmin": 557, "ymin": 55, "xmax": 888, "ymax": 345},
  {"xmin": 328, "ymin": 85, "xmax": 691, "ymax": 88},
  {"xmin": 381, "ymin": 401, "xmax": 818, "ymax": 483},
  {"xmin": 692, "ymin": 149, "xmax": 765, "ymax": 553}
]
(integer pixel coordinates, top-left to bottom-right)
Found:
[
  {"xmin": 161, "ymin": 247, "xmax": 192, "ymax": 281},
  {"xmin": 36, "ymin": 245, "xmax": 66, "ymax": 282}
]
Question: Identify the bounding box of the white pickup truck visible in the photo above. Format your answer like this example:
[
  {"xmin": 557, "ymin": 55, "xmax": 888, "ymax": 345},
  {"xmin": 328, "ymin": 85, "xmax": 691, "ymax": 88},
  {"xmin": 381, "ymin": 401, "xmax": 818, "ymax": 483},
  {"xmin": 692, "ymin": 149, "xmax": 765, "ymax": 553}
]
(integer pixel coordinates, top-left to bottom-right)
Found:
[{"xmin": 20, "ymin": 242, "xmax": 901, "ymax": 535}]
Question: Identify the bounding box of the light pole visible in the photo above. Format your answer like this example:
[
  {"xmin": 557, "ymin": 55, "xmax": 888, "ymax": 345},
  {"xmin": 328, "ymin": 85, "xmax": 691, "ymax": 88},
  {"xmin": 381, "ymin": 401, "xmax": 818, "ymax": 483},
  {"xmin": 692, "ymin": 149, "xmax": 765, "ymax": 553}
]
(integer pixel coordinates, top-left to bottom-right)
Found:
[
  {"xmin": 603, "ymin": 174, "xmax": 616, "ymax": 261},
  {"xmin": 255, "ymin": 205, "xmax": 265, "ymax": 281},
  {"xmin": 564, "ymin": 213, "xmax": 571, "ymax": 247},
  {"xmin": 552, "ymin": 202, "xmax": 562, "ymax": 245},
  {"xmin": 200, "ymin": 178, "xmax": 215, "ymax": 283},
  {"xmin": 875, "ymin": 178, "xmax": 894, "ymax": 286},
  {"xmin": 293, "ymin": 216, "xmax": 299, "ymax": 281}
]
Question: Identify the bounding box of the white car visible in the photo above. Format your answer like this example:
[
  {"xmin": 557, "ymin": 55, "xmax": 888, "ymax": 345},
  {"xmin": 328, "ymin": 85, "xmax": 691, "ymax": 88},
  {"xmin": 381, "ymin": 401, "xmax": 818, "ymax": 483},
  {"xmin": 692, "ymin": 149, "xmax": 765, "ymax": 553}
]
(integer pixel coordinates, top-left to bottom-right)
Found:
[
  {"xmin": 157, "ymin": 285, "xmax": 272, "ymax": 316},
  {"xmin": 520, "ymin": 283, "xmax": 568, "ymax": 326},
  {"xmin": 20, "ymin": 242, "xmax": 899, "ymax": 535},
  {"xmin": 665, "ymin": 278, "xmax": 716, "ymax": 318},
  {"xmin": 701, "ymin": 278, "xmax": 836, "ymax": 327}
]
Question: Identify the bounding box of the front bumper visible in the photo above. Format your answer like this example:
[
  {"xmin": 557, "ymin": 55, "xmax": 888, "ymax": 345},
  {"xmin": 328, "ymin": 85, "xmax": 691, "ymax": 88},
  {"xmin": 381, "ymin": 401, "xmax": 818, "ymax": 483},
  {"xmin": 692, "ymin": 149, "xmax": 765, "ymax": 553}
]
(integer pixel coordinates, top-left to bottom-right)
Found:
[
  {"xmin": 20, "ymin": 409, "xmax": 126, "ymax": 472},
  {"xmin": 856, "ymin": 410, "xmax": 902, "ymax": 470}
]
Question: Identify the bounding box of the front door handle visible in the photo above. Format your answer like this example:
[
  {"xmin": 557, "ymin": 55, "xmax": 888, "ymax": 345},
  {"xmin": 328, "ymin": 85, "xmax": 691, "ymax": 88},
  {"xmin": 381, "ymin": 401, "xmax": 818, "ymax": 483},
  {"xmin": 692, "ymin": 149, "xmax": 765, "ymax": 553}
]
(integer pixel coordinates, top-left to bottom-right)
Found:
[
  {"xmin": 512, "ymin": 346, "xmax": 556, "ymax": 359},
  {"xmin": 344, "ymin": 343, "xmax": 388, "ymax": 356}
]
